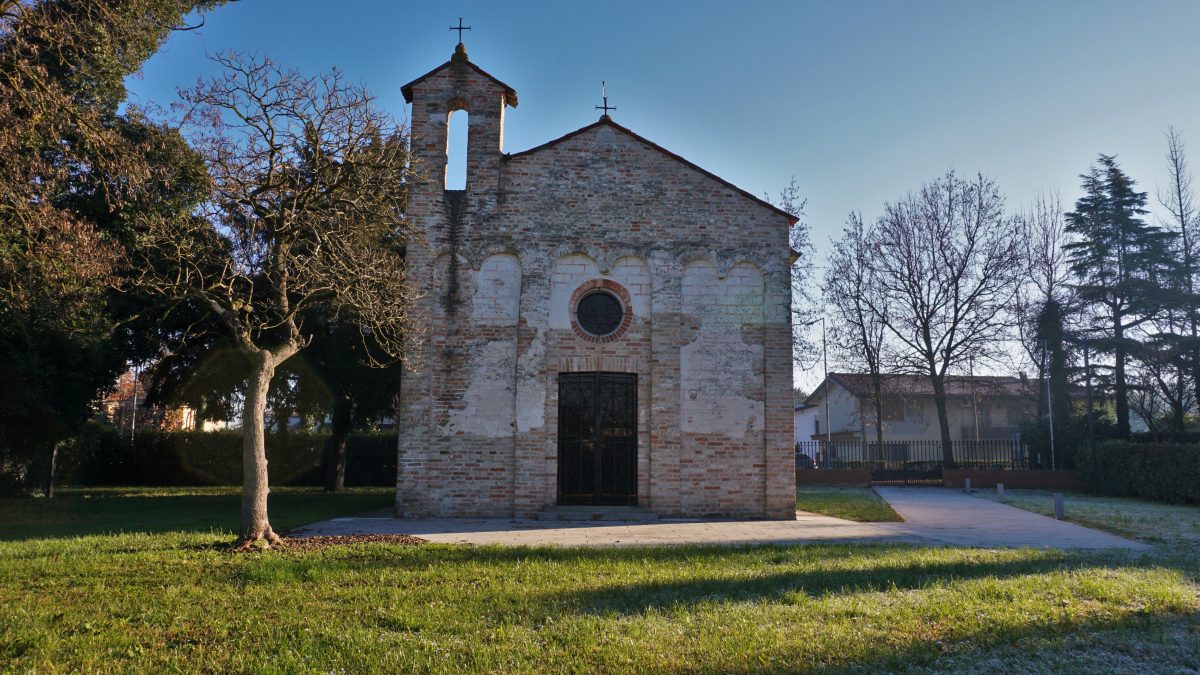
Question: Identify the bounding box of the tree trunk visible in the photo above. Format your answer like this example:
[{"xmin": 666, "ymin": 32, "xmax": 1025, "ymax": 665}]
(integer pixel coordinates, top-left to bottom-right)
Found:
[
  {"xmin": 238, "ymin": 352, "xmax": 283, "ymax": 548},
  {"xmin": 930, "ymin": 375, "xmax": 956, "ymax": 468},
  {"xmin": 324, "ymin": 393, "xmax": 352, "ymax": 492},
  {"xmin": 1042, "ymin": 301, "xmax": 1073, "ymax": 466},
  {"xmin": 1113, "ymin": 318, "xmax": 1130, "ymax": 438},
  {"xmin": 871, "ymin": 373, "xmax": 885, "ymax": 460},
  {"xmin": 1170, "ymin": 373, "xmax": 1187, "ymax": 433},
  {"xmin": 1192, "ymin": 324, "xmax": 1200, "ymax": 427},
  {"xmin": 274, "ymin": 400, "xmax": 291, "ymax": 437},
  {"xmin": 1035, "ymin": 355, "xmax": 1047, "ymax": 424},
  {"xmin": 44, "ymin": 441, "xmax": 60, "ymax": 499}
]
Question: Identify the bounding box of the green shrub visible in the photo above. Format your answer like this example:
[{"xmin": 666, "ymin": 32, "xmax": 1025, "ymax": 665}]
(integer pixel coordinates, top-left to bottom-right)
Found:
[
  {"xmin": 1078, "ymin": 440, "xmax": 1200, "ymax": 504},
  {"xmin": 63, "ymin": 424, "xmax": 395, "ymax": 487}
]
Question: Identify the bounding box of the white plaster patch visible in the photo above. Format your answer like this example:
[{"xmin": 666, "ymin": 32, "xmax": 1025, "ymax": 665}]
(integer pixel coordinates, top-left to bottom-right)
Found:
[
  {"xmin": 680, "ymin": 333, "xmax": 763, "ymax": 439},
  {"xmin": 472, "ymin": 254, "xmax": 521, "ymax": 325},
  {"xmin": 515, "ymin": 328, "xmax": 546, "ymax": 432},
  {"xmin": 548, "ymin": 253, "xmax": 601, "ymax": 329},
  {"xmin": 680, "ymin": 260, "xmax": 765, "ymax": 439},
  {"xmin": 444, "ymin": 340, "xmax": 516, "ymax": 438},
  {"xmin": 608, "ymin": 255, "xmax": 651, "ymax": 318}
]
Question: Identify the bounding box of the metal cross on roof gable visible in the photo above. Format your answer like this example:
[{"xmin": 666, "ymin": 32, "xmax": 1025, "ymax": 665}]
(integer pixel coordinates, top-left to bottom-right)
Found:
[
  {"xmin": 595, "ymin": 81, "xmax": 617, "ymax": 116},
  {"xmin": 449, "ymin": 17, "xmax": 471, "ymax": 44}
]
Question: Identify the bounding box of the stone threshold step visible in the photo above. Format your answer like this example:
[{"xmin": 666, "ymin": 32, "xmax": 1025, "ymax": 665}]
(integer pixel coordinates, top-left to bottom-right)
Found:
[{"xmin": 537, "ymin": 506, "xmax": 659, "ymax": 522}]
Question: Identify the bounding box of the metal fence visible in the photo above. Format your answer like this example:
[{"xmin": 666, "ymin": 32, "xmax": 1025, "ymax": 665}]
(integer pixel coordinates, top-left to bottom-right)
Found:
[{"xmin": 796, "ymin": 439, "xmax": 1030, "ymax": 471}]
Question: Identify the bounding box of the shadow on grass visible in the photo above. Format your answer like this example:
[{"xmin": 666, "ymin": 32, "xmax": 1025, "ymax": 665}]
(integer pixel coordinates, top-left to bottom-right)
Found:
[
  {"xmin": 216, "ymin": 545, "xmax": 1196, "ymax": 670},
  {"xmin": 817, "ymin": 612, "xmax": 1197, "ymax": 673},
  {"xmin": 2, "ymin": 528, "xmax": 1193, "ymax": 671},
  {"xmin": 222, "ymin": 541, "xmax": 1163, "ymax": 596},
  {"xmin": 0, "ymin": 489, "xmax": 393, "ymax": 541},
  {"xmin": 541, "ymin": 555, "xmax": 1119, "ymax": 616}
]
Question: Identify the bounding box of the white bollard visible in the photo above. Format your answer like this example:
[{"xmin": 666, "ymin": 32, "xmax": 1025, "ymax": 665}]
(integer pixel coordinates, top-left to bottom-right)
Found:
[
  {"xmin": 997, "ymin": 483, "xmax": 1005, "ymax": 502},
  {"xmin": 963, "ymin": 477, "xmax": 972, "ymax": 493},
  {"xmin": 1054, "ymin": 493, "xmax": 1065, "ymax": 520}
]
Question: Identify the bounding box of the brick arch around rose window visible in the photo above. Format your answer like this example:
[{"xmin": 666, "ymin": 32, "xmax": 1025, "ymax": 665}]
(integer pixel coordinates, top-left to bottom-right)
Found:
[{"xmin": 569, "ymin": 279, "xmax": 634, "ymax": 344}]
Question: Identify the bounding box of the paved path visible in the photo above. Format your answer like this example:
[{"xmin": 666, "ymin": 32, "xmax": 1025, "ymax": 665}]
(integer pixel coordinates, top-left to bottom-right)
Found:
[
  {"xmin": 873, "ymin": 487, "xmax": 1146, "ymax": 550},
  {"xmin": 292, "ymin": 488, "xmax": 1146, "ymax": 550},
  {"xmin": 291, "ymin": 510, "xmax": 924, "ymax": 547}
]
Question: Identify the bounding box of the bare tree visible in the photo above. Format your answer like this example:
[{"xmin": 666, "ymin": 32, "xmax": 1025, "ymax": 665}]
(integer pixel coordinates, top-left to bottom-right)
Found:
[
  {"xmin": 1158, "ymin": 126, "xmax": 1199, "ymax": 416},
  {"xmin": 1128, "ymin": 364, "xmax": 1170, "ymax": 440},
  {"xmin": 825, "ymin": 212, "xmax": 892, "ymax": 454},
  {"xmin": 768, "ymin": 177, "xmax": 818, "ymax": 366},
  {"xmin": 1132, "ymin": 321, "xmax": 1194, "ymax": 432},
  {"xmin": 864, "ymin": 172, "xmax": 1024, "ymax": 466},
  {"xmin": 1024, "ymin": 191, "xmax": 1073, "ymax": 310},
  {"xmin": 1012, "ymin": 191, "xmax": 1075, "ymax": 436},
  {"xmin": 131, "ymin": 53, "xmax": 420, "ymax": 547}
]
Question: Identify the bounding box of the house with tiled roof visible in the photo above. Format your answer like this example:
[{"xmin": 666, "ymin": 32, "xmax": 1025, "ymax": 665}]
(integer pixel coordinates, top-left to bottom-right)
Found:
[{"xmin": 795, "ymin": 373, "xmax": 1035, "ymax": 447}]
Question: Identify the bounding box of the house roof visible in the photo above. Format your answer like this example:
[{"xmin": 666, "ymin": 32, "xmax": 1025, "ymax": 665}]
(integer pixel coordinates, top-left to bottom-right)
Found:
[
  {"xmin": 808, "ymin": 373, "xmax": 1032, "ymax": 404},
  {"xmin": 505, "ymin": 116, "xmax": 800, "ymax": 225},
  {"xmin": 400, "ymin": 45, "xmax": 518, "ymax": 108}
]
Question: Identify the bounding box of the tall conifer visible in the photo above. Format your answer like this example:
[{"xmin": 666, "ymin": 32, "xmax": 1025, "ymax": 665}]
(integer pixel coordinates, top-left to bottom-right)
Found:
[{"xmin": 1065, "ymin": 155, "xmax": 1176, "ymax": 436}]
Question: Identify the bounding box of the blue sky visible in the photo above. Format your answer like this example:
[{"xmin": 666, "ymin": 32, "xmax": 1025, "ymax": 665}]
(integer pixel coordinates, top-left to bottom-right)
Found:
[{"xmin": 128, "ymin": 0, "xmax": 1200, "ymax": 386}]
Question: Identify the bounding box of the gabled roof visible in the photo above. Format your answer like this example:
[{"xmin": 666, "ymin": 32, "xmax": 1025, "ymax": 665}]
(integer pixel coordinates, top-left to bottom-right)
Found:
[
  {"xmin": 806, "ymin": 373, "xmax": 1032, "ymax": 405},
  {"xmin": 400, "ymin": 45, "xmax": 518, "ymax": 108},
  {"xmin": 505, "ymin": 115, "xmax": 799, "ymax": 225}
]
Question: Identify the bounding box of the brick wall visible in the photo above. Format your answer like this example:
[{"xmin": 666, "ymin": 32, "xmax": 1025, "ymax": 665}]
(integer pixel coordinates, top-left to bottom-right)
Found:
[{"xmin": 398, "ymin": 48, "xmax": 795, "ymax": 519}]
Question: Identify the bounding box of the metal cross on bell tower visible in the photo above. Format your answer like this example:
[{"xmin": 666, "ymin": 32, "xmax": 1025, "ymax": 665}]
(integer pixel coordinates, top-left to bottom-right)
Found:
[
  {"xmin": 449, "ymin": 17, "xmax": 471, "ymax": 44},
  {"xmin": 595, "ymin": 81, "xmax": 617, "ymax": 118}
]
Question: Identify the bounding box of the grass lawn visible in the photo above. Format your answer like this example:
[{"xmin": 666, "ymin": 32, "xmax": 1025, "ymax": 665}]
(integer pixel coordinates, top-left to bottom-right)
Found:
[
  {"xmin": 975, "ymin": 488, "xmax": 1200, "ymax": 557},
  {"xmin": 0, "ymin": 486, "xmax": 394, "ymax": 541},
  {"xmin": 1, "ymin": 489, "xmax": 1198, "ymax": 672},
  {"xmin": 796, "ymin": 486, "xmax": 902, "ymax": 522}
]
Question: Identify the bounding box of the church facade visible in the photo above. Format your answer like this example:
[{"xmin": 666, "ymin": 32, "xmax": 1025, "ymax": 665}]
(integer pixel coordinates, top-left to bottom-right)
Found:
[{"xmin": 396, "ymin": 44, "xmax": 796, "ymax": 519}]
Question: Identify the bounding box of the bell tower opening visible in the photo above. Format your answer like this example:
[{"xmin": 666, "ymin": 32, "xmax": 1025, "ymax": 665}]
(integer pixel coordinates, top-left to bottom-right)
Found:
[{"xmin": 446, "ymin": 109, "xmax": 468, "ymax": 190}]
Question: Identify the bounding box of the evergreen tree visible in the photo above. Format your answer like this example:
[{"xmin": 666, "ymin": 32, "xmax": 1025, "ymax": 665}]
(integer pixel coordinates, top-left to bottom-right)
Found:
[
  {"xmin": 1064, "ymin": 155, "xmax": 1177, "ymax": 437},
  {"xmin": 0, "ymin": 0, "xmax": 224, "ymax": 494},
  {"xmin": 1033, "ymin": 298, "xmax": 1076, "ymax": 465},
  {"xmin": 294, "ymin": 316, "xmax": 402, "ymax": 492}
]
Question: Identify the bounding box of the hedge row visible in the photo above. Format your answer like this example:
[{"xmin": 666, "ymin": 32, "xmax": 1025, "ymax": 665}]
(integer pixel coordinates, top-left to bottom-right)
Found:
[
  {"xmin": 63, "ymin": 425, "xmax": 396, "ymax": 487},
  {"xmin": 1077, "ymin": 440, "xmax": 1200, "ymax": 504}
]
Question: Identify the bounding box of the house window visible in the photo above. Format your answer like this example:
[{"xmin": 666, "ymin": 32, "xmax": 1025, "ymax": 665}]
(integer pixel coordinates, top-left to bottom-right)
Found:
[
  {"xmin": 881, "ymin": 398, "xmax": 904, "ymax": 421},
  {"xmin": 814, "ymin": 418, "xmax": 820, "ymax": 435}
]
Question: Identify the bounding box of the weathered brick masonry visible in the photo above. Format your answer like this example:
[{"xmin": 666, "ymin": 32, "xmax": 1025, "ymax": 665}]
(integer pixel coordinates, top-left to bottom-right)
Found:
[{"xmin": 397, "ymin": 45, "xmax": 796, "ymax": 518}]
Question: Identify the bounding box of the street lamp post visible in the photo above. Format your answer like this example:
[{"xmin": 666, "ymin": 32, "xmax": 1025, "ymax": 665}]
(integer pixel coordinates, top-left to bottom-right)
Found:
[{"xmin": 1042, "ymin": 340, "xmax": 1056, "ymax": 470}]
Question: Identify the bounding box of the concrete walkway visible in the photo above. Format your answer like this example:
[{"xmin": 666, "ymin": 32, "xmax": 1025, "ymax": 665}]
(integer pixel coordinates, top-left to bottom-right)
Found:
[
  {"xmin": 291, "ymin": 488, "xmax": 1146, "ymax": 550},
  {"xmin": 873, "ymin": 487, "xmax": 1146, "ymax": 550},
  {"xmin": 290, "ymin": 510, "xmax": 923, "ymax": 547}
]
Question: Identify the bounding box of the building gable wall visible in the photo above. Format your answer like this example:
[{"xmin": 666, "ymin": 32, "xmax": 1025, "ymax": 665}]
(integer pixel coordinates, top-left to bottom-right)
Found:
[{"xmin": 397, "ymin": 53, "xmax": 795, "ymax": 519}]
